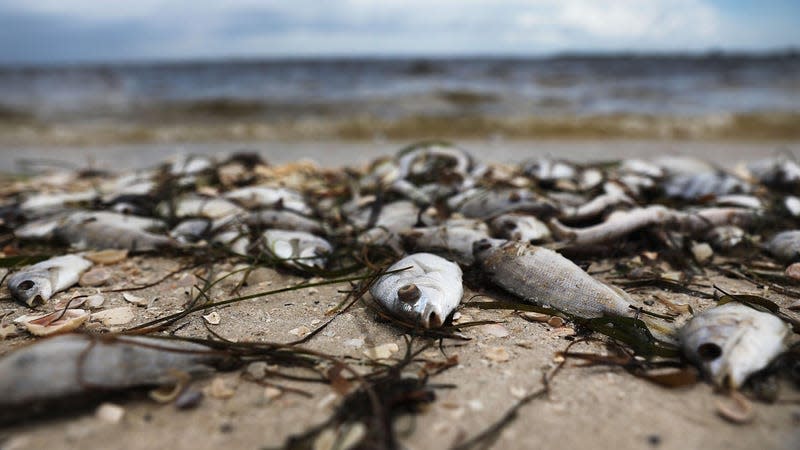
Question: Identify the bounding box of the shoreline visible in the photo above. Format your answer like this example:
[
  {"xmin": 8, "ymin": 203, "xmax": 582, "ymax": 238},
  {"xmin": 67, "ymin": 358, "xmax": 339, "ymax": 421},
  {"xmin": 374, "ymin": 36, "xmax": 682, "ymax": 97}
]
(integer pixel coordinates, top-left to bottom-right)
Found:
[{"xmin": 1, "ymin": 138, "xmax": 798, "ymax": 173}]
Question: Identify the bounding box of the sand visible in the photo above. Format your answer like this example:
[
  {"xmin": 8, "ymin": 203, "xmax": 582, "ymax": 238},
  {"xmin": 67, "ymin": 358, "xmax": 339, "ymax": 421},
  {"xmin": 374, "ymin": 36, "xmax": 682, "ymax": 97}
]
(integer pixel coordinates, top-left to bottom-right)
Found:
[{"xmin": 0, "ymin": 139, "xmax": 799, "ymax": 450}]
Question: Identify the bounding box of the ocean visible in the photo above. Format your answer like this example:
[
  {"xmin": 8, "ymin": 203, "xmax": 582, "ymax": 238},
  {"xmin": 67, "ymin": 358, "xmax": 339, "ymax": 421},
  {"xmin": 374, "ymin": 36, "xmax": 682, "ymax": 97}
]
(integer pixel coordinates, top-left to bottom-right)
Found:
[{"xmin": 0, "ymin": 54, "xmax": 798, "ymax": 145}]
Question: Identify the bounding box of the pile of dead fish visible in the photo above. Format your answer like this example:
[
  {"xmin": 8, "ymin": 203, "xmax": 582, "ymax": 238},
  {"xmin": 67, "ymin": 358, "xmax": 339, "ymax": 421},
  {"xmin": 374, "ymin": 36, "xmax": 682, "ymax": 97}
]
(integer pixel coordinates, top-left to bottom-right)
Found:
[{"xmin": 1, "ymin": 143, "xmax": 799, "ymax": 412}]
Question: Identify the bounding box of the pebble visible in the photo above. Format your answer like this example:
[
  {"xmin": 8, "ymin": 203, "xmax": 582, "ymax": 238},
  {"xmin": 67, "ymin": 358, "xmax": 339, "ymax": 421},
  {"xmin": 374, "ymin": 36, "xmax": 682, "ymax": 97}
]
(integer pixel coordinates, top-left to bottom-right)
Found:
[
  {"xmin": 84, "ymin": 249, "xmax": 128, "ymax": 265},
  {"xmin": 691, "ymin": 242, "xmax": 713, "ymax": 264},
  {"xmin": 203, "ymin": 311, "xmax": 221, "ymax": 325},
  {"xmin": 206, "ymin": 377, "xmax": 236, "ymax": 399},
  {"xmin": 264, "ymin": 387, "xmax": 282, "ymax": 401},
  {"xmin": 95, "ymin": 403, "xmax": 125, "ymax": 423},
  {"xmin": 79, "ymin": 267, "xmax": 112, "ymax": 287},
  {"xmin": 246, "ymin": 362, "xmax": 269, "ymax": 379},
  {"xmin": 480, "ymin": 324, "xmax": 510, "ymax": 337},
  {"xmin": 90, "ymin": 307, "xmax": 135, "ymax": 326},
  {"xmin": 173, "ymin": 389, "xmax": 204, "ymax": 410},
  {"xmin": 123, "ymin": 292, "xmax": 148, "ymax": 306},
  {"xmin": 519, "ymin": 312, "xmax": 550, "ymax": 322},
  {"xmin": 246, "ymin": 267, "xmax": 273, "ymax": 285},
  {"xmin": 785, "ymin": 263, "xmax": 800, "ymax": 281},
  {"xmin": 344, "ymin": 338, "xmax": 364, "ymax": 349},
  {"xmin": 289, "ymin": 326, "xmax": 310, "ymax": 337},
  {"xmin": 86, "ymin": 294, "xmax": 106, "ymax": 309},
  {"xmin": 363, "ymin": 343, "xmax": 399, "ymax": 360},
  {"xmin": 483, "ymin": 346, "xmax": 510, "ymax": 362}
]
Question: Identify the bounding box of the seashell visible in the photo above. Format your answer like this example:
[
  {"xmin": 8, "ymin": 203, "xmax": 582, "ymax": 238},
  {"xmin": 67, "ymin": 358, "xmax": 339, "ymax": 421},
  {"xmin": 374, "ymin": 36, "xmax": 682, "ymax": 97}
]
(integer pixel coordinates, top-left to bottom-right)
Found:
[{"xmin": 21, "ymin": 309, "xmax": 89, "ymax": 336}]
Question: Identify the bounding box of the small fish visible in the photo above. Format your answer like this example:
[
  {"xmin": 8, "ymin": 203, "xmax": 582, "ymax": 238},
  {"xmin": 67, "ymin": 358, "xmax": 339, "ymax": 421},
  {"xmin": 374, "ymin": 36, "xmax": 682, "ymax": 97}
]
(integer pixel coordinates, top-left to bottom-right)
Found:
[
  {"xmin": 550, "ymin": 206, "xmax": 757, "ymax": 246},
  {"xmin": 159, "ymin": 195, "xmax": 243, "ymax": 220},
  {"xmin": 663, "ymin": 172, "xmax": 751, "ymax": 200},
  {"xmin": 558, "ymin": 182, "xmax": 633, "ymax": 221},
  {"xmin": 8, "ymin": 254, "xmax": 93, "ymax": 306},
  {"xmin": 401, "ymin": 219, "xmax": 490, "ymax": 265},
  {"xmin": 679, "ymin": 303, "xmax": 791, "ymax": 388},
  {"xmin": 448, "ymin": 188, "xmax": 556, "ymax": 219},
  {"xmin": 0, "ymin": 334, "xmax": 219, "ymax": 421},
  {"xmin": 170, "ymin": 218, "xmax": 213, "ymax": 243},
  {"xmin": 262, "ymin": 230, "xmax": 332, "ymax": 269},
  {"xmin": 224, "ymin": 186, "xmax": 311, "ymax": 214},
  {"xmin": 244, "ymin": 210, "xmax": 324, "ymax": 234},
  {"xmin": 766, "ymin": 230, "xmax": 800, "ymax": 263},
  {"xmin": 473, "ymin": 239, "xmax": 634, "ymax": 318},
  {"xmin": 54, "ymin": 212, "xmax": 174, "ymax": 252},
  {"xmin": 370, "ymin": 253, "xmax": 463, "ymax": 328},
  {"xmin": 489, "ymin": 213, "xmax": 551, "ymax": 244}
]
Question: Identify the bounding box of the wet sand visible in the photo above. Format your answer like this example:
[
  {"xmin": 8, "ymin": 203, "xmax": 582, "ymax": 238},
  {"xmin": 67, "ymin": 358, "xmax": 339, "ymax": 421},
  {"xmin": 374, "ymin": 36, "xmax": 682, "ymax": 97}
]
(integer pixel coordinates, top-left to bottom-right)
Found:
[{"xmin": 0, "ymin": 139, "xmax": 799, "ymax": 450}]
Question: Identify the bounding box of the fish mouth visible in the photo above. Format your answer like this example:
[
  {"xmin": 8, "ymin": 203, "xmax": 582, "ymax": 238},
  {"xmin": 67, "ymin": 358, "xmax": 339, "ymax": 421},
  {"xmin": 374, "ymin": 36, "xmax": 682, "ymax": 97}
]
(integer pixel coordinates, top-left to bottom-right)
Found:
[{"xmin": 418, "ymin": 302, "xmax": 445, "ymax": 328}]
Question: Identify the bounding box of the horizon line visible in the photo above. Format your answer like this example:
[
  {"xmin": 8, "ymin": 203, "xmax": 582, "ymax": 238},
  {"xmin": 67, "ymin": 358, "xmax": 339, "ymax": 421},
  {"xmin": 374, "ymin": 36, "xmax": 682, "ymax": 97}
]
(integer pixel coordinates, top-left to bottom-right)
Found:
[{"xmin": 1, "ymin": 47, "xmax": 798, "ymax": 69}]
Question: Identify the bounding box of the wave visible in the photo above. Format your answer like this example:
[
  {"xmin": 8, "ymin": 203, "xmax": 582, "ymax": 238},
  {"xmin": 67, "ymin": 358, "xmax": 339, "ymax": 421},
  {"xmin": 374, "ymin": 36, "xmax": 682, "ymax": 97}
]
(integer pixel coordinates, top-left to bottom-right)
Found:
[{"xmin": 1, "ymin": 111, "xmax": 799, "ymax": 146}]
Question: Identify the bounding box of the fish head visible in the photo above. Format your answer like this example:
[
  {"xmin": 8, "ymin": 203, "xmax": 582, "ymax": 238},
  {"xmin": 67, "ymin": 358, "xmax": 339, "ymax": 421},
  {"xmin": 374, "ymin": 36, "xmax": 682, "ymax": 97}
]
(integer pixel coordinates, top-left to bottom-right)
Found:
[
  {"xmin": 472, "ymin": 238, "xmax": 507, "ymax": 261},
  {"xmin": 9, "ymin": 270, "xmax": 53, "ymax": 307},
  {"xmin": 394, "ymin": 282, "xmax": 448, "ymax": 328}
]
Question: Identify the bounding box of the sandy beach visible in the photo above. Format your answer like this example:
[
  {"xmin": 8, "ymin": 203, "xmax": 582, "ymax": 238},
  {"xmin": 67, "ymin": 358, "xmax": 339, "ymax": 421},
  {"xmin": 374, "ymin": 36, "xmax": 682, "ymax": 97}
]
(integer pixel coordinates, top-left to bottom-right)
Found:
[{"xmin": 0, "ymin": 137, "xmax": 798, "ymax": 450}]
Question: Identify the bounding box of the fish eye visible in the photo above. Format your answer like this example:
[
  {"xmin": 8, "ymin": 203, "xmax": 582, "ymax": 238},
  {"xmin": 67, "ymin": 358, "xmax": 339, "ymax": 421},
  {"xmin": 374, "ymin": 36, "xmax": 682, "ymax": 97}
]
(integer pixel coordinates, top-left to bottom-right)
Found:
[
  {"xmin": 474, "ymin": 240, "xmax": 492, "ymax": 252},
  {"xmin": 697, "ymin": 343, "xmax": 722, "ymax": 361},
  {"xmin": 397, "ymin": 284, "xmax": 421, "ymax": 304},
  {"xmin": 18, "ymin": 280, "xmax": 35, "ymax": 291}
]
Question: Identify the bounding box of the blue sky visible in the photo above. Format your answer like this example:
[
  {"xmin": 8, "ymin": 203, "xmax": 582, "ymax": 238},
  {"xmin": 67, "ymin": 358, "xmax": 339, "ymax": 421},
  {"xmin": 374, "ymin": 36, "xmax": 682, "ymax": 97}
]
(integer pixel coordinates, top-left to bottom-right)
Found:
[{"xmin": 1, "ymin": 0, "xmax": 798, "ymax": 64}]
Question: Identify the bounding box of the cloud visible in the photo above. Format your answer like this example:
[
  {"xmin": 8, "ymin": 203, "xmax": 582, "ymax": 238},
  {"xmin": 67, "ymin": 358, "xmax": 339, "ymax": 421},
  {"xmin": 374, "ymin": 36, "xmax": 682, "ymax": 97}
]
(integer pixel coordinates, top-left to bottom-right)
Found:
[{"xmin": 0, "ymin": 0, "xmax": 795, "ymax": 63}]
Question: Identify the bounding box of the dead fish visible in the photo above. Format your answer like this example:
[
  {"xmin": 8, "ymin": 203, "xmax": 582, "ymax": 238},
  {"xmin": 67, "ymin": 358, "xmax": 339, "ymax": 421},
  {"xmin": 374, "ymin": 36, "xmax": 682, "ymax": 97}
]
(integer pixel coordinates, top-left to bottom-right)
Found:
[
  {"xmin": 224, "ymin": 186, "xmax": 311, "ymax": 214},
  {"xmin": 54, "ymin": 213, "xmax": 174, "ymax": 252},
  {"xmin": 0, "ymin": 334, "xmax": 220, "ymax": 420},
  {"xmin": 262, "ymin": 230, "xmax": 332, "ymax": 269},
  {"xmin": 522, "ymin": 158, "xmax": 576, "ymax": 183},
  {"xmin": 244, "ymin": 210, "xmax": 324, "ymax": 234},
  {"xmin": 550, "ymin": 206, "xmax": 756, "ymax": 246},
  {"xmin": 663, "ymin": 172, "xmax": 751, "ymax": 200},
  {"xmin": 448, "ymin": 188, "xmax": 556, "ymax": 219},
  {"xmin": 747, "ymin": 158, "xmax": 800, "ymax": 187},
  {"xmin": 558, "ymin": 182, "xmax": 634, "ymax": 222},
  {"xmin": 705, "ymin": 225, "xmax": 746, "ymax": 251},
  {"xmin": 168, "ymin": 154, "xmax": 214, "ymax": 176},
  {"xmin": 489, "ymin": 213, "xmax": 551, "ymax": 244},
  {"xmin": 766, "ymin": 230, "xmax": 800, "ymax": 263},
  {"xmin": 370, "ymin": 253, "xmax": 463, "ymax": 328},
  {"xmin": 159, "ymin": 195, "xmax": 243, "ymax": 220},
  {"xmin": 8, "ymin": 254, "xmax": 93, "ymax": 306},
  {"xmin": 170, "ymin": 218, "xmax": 213, "ymax": 243},
  {"xmin": 401, "ymin": 219, "xmax": 490, "ymax": 265},
  {"xmin": 473, "ymin": 239, "xmax": 634, "ymax": 318},
  {"xmin": 679, "ymin": 303, "xmax": 791, "ymax": 388},
  {"xmin": 19, "ymin": 190, "xmax": 97, "ymax": 216}
]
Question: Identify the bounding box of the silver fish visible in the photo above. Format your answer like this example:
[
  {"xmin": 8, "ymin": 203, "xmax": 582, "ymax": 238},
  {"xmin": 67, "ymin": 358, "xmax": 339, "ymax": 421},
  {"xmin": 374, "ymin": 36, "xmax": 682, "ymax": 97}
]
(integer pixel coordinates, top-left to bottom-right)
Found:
[
  {"xmin": 262, "ymin": 230, "xmax": 332, "ymax": 269},
  {"xmin": 54, "ymin": 212, "xmax": 174, "ymax": 252},
  {"xmin": 766, "ymin": 230, "xmax": 800, "ymax": 263},
  {"xmin": 550, "ymin": 206, "xmax": 757, "ymax": 246},
  {"xmin": 370, "ymin": 253, "xmax": 463, "ymax": 328},
  {"xmin": 679, "ymin": 303, "xmax": 790, "ymax": 388},
  {"xmin": 473, "ymin": 239, "xmax": 634, "ymax": 318},
  {"xmin": 401, "ymin": 219, "xmax": 490, "ymax": 265},
  {"xmin": 0, "ymin": 334, "xmax": 219, "ymax": 415},
  {"xmin": 448, "ymin": 188, "xmax": 556, "ymax": 219},
  {"xmin": 8, "ymin": 254, "xmax": 93, "ymax": 306},
  {"xmin": 170, "ymin": 218, "xmax": 213, "ymax": 243},
  {"xmin": 558, "ymin": 182, "xmax": 634, "ymax": 222},
  {"xmin": 663, "ymin": 172, "xmax": 751, "ymax": 200},
  {"xmin": 224, "ymin": 186, "xmax": 311, "ymax": 214},
  {"xmin": 489, "ymin": 213, "xmax": 551, "ymax": 244},
  {"xmin": 244, "ymin": 210, "xmax": 324, "ymax": 234},
  {"xmin": 159, "ymin": 195, "xmax": 243, "ymax": 220}
]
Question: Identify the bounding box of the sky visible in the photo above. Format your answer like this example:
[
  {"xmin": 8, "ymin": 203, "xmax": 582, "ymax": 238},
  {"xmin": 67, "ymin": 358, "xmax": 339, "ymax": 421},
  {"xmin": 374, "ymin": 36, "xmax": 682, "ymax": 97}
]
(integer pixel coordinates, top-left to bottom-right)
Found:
[{"xmin": 0, "ymin": 0, "xmax": 798, "ymax": 64}]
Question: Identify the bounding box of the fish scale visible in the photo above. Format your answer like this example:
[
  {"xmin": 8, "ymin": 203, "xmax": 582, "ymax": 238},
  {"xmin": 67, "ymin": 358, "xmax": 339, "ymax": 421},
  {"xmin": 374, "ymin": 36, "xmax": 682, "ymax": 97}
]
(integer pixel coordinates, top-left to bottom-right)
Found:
[{"xmin": 475, "ymin": 239, "xmax": 633, "ymax": 318}]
